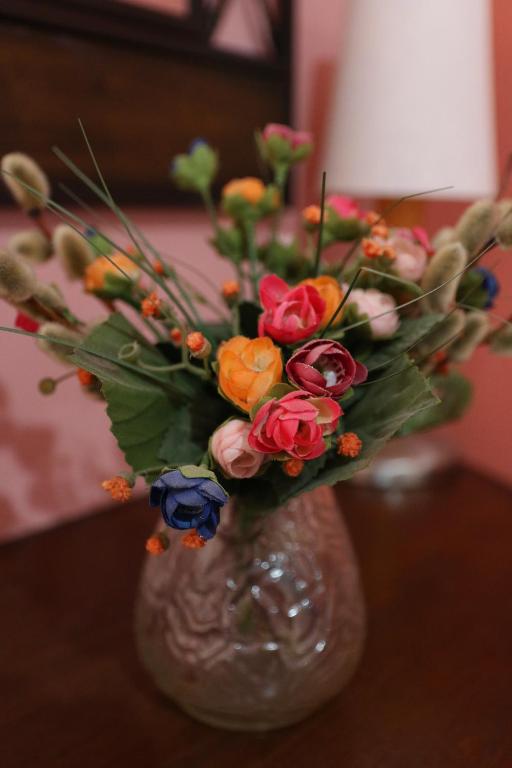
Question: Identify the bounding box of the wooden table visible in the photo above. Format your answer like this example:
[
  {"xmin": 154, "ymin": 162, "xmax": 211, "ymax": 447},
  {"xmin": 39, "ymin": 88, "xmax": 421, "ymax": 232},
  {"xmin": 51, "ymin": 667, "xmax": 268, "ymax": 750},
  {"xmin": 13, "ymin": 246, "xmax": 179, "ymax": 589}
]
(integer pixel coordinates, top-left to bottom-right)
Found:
[{"xmin": 2, "ymin": 467, "xmax": 512, "ymax": 767}]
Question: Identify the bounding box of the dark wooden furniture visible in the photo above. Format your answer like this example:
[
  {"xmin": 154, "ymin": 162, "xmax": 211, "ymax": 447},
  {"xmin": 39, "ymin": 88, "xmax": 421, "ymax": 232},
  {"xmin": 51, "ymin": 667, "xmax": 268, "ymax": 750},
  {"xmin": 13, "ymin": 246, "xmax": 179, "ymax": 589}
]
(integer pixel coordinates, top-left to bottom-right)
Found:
[
  {"xmin": 0, "ymin": 1, "xmax": 292, "ymax": 204},
  {"xmin": 2, "ymin": 466, "xmax": 512, "ymax": 767}
]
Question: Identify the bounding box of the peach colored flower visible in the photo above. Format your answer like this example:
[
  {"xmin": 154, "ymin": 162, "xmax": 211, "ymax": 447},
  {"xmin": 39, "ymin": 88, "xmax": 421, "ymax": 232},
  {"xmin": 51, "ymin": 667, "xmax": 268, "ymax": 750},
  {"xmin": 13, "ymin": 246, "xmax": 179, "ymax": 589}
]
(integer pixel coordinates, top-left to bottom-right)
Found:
[
  {"xmin": 222, "ymin": 177, "xmax": 265, "ymax": 205},
  {"xmin": 217, "ymin": 335, "xmax": 283, "ymax": 413},
  {"xmin": 300, "ymin": 275, "xmax": 344, "ymax": 329},
  {"xmin": 346, "ymin": 287, "xmax": 400, "ymax": 339},
  {"xmin": 84, "ymin": 252, "xmax": 139, "ymax": 292},
  {"xmin": 388, "ymin": 234, "xmax": 428, "ymax": 282},
  {"xmin": 211, "ymin": 419, "xmax": 266, "ymax": 479}
]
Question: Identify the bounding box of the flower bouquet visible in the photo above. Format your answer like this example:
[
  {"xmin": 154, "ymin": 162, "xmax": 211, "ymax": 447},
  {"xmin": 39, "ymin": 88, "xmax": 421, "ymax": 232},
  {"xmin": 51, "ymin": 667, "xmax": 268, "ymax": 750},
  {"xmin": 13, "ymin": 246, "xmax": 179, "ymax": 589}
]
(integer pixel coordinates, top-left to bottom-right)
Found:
[{"xmin": 1, "ymin": 123, "xmax": 511, "ymax": 730}]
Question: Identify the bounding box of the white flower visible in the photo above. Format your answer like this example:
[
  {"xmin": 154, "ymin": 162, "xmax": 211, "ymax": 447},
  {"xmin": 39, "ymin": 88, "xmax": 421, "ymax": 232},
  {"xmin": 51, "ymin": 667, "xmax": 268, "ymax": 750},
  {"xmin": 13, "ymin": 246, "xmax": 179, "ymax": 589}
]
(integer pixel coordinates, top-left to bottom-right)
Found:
[{"xmin": 347, "ymin": 287, "xmax": 400, "ymax": 339}]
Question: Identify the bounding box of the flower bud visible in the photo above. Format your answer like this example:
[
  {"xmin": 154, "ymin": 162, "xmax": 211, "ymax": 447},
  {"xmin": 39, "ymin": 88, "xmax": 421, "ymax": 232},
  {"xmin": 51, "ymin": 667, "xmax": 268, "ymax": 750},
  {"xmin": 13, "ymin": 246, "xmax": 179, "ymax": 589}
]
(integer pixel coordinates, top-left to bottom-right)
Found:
[
  {"xmin": 37, "ymin": 323, "xmax": 82, "ymax": 365},
  {"xmin": 495, "ymin": 199, "xmax": 512, "ymax": 248},
  {"xmin": 1, "ymin": 152, "xmax": 50, "ymax": 212},
  {"xmin": 448, "ymin": 310, "xmax": 490, "ymax": 363},
  {"xmin": 169, "ymin": 327, "xmax": 182, "ymax": 346},
  {"xmin": 53, "ymin": 224, "xmax": 95, "ymax": 279},
  {"xmin": 416, "ymin": 310, "xmax": 466, "ymax": 360},
  {"xmin": 170, "ymin": 140, "xmax": 218, "ymax": 192},
  {"xmin": 0, "ymin": 249, "xmax": 37, "ymax": 302},
  {"xmin": 38, "ymin": 377, "xmax": 57, "ymax": 395},
  {"xmin": 431, "ymin": 226, "xmax": 455, "ymax": 251},
  {"xmin": 186, "ymin": 331, "xmax": 211, "ymax": 359},
  {"xmin": 455, "ymin": 200, "xmax": 496, "ymax": 257},
  {"xmin": 336, "ymin": 432, "xmax": 363, "ymax": 458},
  {"xmin": 421, "ymin": 242, "xmax": 467, "ymax": 313},
  {"xmin": 221, "ymin": 280, "xmax": 240, "ymax": 305},
  {"xmin": 146, "ymin": 532, "xmax": 170, "ymax": 555},
  {"xmin": 282, "ymin": 458, "xmax": 304, "ymax": 477},
  {"xmin": 489, "ymin": 323, "xmax": 512, "ymax": 356},
  {"xmin": 7, "ymin": 230, "xmax": 52, "ymax": 263}
]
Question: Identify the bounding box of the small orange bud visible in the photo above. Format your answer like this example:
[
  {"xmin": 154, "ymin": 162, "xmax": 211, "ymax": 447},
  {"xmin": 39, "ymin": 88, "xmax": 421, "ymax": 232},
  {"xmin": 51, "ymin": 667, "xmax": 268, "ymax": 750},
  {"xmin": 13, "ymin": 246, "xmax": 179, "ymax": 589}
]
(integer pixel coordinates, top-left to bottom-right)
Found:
[
  {"xmin": 365, "ymin": 211, "xmax": 381, "ymax": 226},
  {"xmin": 101, "ymin": 476, "xmax": 133, "ymax": 502},
  {"xmin": 337, "ymin": 432, "xmax": 363, "ymax": 459},
  {"xmin": 145, "ymin": 532, "xmax": 169, "ymax": 555},
  {"xmin": 381, "ymin": 245, "xmax": 396, "ymax": 261},
  {"xmin": 302, "ymin": 204, "xmax": 322, "ymax": 226},
  {"xmin": 169, "ymin": 327, "xmax": 183, "ymax": 345},
  {"xmin": 371, "ymin": 223, "xmax": 389, "ymax": 239},
  {"xmin": 282, "ymin": 458, "xmax": 305, "ymax": 477},
  {"xmin": 222, "ymin": 280, "xmax": 240, "ymax": 304},
  {"xmin": 182, "ymin": 530, "xmax": 206, "ymax": 549},
  {"xmin": 186, "ymin": 331, "xmax": 211, "ymax": 359},
  {"xmin": 141, "ymin": 291, "xmax": 161, "ymax": 318},
  {"xmin": 153, "ymin": 261, "xmax": 165, "ymax": 276},
  {"xmin": 362, "ymin": 238, "xmax": 384, "ymax": 259},
  {"xmin": 77, "ymin": 368, "xmax": 93, "ymax": 387}
]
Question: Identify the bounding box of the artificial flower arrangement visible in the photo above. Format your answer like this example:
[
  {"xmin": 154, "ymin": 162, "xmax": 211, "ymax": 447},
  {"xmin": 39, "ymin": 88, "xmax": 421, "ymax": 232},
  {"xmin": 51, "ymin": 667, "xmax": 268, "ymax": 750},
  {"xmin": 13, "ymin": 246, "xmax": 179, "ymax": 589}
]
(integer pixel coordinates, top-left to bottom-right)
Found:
[{"xmin": 1, "ymin": 123, "xmax": 512, "ymax": 552}]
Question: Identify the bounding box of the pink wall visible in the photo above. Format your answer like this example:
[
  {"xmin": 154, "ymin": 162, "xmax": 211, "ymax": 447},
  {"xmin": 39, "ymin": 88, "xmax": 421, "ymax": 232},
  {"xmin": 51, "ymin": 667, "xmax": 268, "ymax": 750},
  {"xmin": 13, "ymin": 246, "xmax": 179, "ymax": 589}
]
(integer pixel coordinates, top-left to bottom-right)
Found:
[{"xmin": 1, "ymin": 0, "xmax": 511, "ymax": 541}]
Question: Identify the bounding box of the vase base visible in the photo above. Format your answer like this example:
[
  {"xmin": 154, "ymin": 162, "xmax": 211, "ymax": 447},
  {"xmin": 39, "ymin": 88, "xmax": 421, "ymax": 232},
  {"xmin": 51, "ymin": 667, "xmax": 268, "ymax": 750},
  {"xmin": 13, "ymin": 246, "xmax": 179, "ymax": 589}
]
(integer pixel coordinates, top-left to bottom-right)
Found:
[{"xmin": 177, "ymin": 700, "xmax": 329, "ymax": 732}]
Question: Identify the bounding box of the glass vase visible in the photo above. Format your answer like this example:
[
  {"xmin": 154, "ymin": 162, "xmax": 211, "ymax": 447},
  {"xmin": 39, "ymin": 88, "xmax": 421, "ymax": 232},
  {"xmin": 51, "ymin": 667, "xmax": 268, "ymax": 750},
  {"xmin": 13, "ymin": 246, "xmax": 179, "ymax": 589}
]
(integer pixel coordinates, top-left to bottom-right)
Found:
[{"xmin": 134, "ymin": 485, "xmax": 366, "ymax": 732}]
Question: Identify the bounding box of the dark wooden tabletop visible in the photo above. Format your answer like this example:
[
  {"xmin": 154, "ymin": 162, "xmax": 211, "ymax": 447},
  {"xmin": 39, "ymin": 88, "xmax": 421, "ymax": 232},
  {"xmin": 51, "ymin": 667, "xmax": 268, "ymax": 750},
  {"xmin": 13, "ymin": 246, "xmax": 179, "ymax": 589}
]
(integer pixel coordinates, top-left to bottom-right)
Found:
[{"xmin": 2, "ymin": 466, "xmax": 512, "ymax": 768}]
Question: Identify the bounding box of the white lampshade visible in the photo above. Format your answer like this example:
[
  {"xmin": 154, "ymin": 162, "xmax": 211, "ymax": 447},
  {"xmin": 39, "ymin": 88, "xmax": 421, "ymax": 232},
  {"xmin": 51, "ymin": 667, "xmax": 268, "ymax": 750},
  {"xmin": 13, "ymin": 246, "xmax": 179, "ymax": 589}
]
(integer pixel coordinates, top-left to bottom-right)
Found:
[{"xmin": 325, "ymin": 0, "xmax": 497, "ymax": 200}]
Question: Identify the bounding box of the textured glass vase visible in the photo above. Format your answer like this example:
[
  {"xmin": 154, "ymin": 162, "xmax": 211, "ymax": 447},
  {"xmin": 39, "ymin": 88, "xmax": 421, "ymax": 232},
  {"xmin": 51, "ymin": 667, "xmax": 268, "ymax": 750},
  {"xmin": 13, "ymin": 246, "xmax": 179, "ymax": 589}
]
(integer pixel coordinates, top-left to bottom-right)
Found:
[{"xmin": 135, "ymin": 485, "xmax": 366, "ymax": 731}]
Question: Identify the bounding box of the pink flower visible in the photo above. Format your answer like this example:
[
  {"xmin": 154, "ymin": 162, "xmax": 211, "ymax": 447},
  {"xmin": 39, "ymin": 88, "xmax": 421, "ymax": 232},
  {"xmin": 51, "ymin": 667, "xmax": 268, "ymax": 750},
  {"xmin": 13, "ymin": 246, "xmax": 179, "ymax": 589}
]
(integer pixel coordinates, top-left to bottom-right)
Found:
[
  {"xmin": 346, "ymin": 287, "xmax": 400, "ymax": 339},
  {"xmin": 258, "ymin": 274, "xmax": 325, "ymax": 345},
  {"xmin": 388, "ymin": 234, "xmax": 428, "ymax": 282},
  {"xmin": 262, "ymin": 123, "xmax": 312, "ymax": 150},
  {"xmin": 248, "ymin": 390, "xmax": 341, "ymax": 461},
  {"xmin": 211, "ymin": 419, "xmax": 266, "ymax": 479},
  {"xmin": 327, "ymin": 195, "xmax": 363, "ymax": 220},
  {"xmin": 286, "ymin": 339, "xmax": 367, "ymax": 398},
  {"xmin": 394, "ymin": 226, "xmax": 433, "ymax": 255}
]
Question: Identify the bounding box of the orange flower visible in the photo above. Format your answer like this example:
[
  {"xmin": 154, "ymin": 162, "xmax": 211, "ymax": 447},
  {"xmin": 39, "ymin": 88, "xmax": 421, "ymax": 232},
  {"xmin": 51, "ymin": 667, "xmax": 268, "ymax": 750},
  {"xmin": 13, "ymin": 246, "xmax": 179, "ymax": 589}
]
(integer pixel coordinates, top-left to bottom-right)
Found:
[
  {"xmin": 84, "ymin": 252, "xmax": 139, "ymax": 292},
  {"xmin": 365, "ymin": 211, "xmax": 381, "ymax": 226},
  {"xmin": 222, "ymin": 280, "xmax": 240, "ymax": 304},
  {"xmin": 282, "ymin": 458, "xmax": 304, "ymax": 477},
  {"xmin": 145, "ymin": 532, "xmax": 169, "ymax": 555},
  {"xmin": 300, "ymin": 276, "xmax": 344, "ymax": 329},
  {"xmin": 77, "ymin": 368, "xmax": 93, "ymax": 387},
  {"xmin": 153, "ymin": 260, "xmax": 165, "ymax": 275},
  {"xmin": 182, "ymin": 530, "xmax": 206, "ymax": 549},
  {"xmin": 337, "ymin": 432, "xmax": 363, "ymax": 458},
  {"xmin": 101, "ymin": 476, "xmax": 133, "ymax": 502},
  {"xmin": 169, "ymin": 327, "xmax": 182, "ymax": 345},
  {"xmin": 186, "ymin": 331, "xmax": 211, "ymax": 359},
  {"xmin": 302, "ymin": 205, "xmax": 322, "ymax": 226},
  {"xmin": 141, "ymin": 291, "xmax": 161, "ymax": 318},
  {"xmin": 371, "ymin": 223, "xmax": 389, "ymax": 239},
  {"xmin": 217, "ymin": 335, "xmax": 283, "ymax": 413},
  {"xmin": 222, "ymin": 177, "xmax": 265, "ymax": 205}
]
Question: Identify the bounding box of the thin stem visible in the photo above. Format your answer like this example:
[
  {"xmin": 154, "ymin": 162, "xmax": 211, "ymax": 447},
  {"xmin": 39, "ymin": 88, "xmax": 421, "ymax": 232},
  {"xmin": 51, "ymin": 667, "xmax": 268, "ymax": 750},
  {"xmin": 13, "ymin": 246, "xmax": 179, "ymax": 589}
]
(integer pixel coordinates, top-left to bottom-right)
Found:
[
  {"xmin": 312, "ymin": 171, "xmax": 327, "ymax": 277},
  {"xmin": 245, "ymin": 220, "xmax": 259, "ymax": 301}
]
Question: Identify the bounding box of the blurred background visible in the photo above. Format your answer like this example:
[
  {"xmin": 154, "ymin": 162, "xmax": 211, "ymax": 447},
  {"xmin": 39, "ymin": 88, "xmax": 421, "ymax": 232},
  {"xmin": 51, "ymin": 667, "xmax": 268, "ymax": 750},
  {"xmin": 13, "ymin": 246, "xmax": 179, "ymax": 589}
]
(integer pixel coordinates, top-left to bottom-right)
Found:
[{"xmin": 0, "ymin": 0, "xmax": 511, "ymax": 540}]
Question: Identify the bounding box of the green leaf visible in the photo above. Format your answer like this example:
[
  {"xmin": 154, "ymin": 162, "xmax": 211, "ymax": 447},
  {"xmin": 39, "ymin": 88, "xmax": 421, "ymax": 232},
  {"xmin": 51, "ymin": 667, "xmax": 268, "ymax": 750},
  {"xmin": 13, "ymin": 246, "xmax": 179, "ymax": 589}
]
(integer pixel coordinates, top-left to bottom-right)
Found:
[
  {"xmin": 364, "ymin": 315, "xmax": 444, "ymax": 371},
  {"xmin": 158, "ymin": 410, "xmax": 206, "ymax": 467},
  {"xmin": 400, "ymin": 371, "xmax": 473, "ymax": 435}
]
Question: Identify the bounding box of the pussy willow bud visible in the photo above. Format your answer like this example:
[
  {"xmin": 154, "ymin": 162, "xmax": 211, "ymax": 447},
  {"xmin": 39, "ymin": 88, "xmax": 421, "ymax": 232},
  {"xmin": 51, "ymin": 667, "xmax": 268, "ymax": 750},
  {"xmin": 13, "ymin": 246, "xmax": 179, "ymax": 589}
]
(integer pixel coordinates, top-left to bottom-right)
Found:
[
  {"xmin": 0, "ymin": 249, "xmax": 37, "ymax": 302},
  {"xmin": 37, "ymin": 323, "xmax": 82, "ymax": 365},
  {"xmin": 416, "ymin": 310, "xmax": 466, "ymax": 360},
  {"xmin": 53, "ymin": 224, "xmax": 95, "ymax": 279},
  {"xmin": 1, "ymin": 153, "xmax": 50, "ymax": 212},
  {"xmin": 421, "ymin": 242, "xmax": 466, "ymax": 313},
  {"xmin": 489, "ymin": 323, "xmax": 512, "ymax": 356},
  {"xmin": 495, "ymin": 199, "xmax": 512, "ymax": 249},
  {"xmin": 448, "ymin": 310, "xmax": 490, "ymax": 363},
  {"xmin": 33, "ymin": 282, "xmax": 67, "ymax": 312},
  {"xmin": 431, "ymin": 226, "xmax": 455, "ymax": 251},
  {"xmin": 7, "ymin": 230, "xmax": 52, "ymax": 263},
  {"xmin": 454, "ymin": 200, "xmax": 496, "ymax": 258}
]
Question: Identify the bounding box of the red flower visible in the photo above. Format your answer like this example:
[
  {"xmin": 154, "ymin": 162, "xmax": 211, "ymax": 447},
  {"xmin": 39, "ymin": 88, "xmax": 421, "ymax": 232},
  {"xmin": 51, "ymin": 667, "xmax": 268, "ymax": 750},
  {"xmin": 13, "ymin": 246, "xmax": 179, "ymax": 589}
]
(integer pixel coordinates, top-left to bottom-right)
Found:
[
  {"xmin": 15, "ymin": 312, "xmax": 39, "ymax": 333},
  {"xmin": 258, "ymin": 274, "xmax": 325, "ymax": 345},
  {"xmin": 248, "ymin": 389, "xmax": 341, "ymax": 461},
  {"xmin": 262, "ymin": 124, "xmax": 312, "ymax": 150},
  {"xmin": 286, "ymin": 339, "xmax": 367, "ymax": 398}
]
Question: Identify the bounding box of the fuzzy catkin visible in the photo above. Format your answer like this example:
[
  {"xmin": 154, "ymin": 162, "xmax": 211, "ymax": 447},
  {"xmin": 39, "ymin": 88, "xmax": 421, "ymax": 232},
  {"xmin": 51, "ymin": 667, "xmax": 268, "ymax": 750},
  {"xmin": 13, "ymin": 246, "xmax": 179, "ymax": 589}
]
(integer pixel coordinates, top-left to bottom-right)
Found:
[
  {"xmin": 448, "ymin": 311, "xmax": 490, "ymax": 363},
  {"xmin": 53, "ymin": 225, "xmax": 95, "ymax": 279},
  {"xmin": 8, "ymin": 230, "xmax": 52, "ymax": 263},
  {"xmin": 33, "ymin": 282, "xmax": 67, "ymax": 312},
  {"xmin": 495, "ymin": 199, "xmax": 512, "ymax": 249},
  {"xmin": 0, "ymin": 249, "xmax": 37, "ymax": 302},
  {"xmin": 431, "ymin": 226, "xmax": 455, "ymax": 251},
  {"xmin": 37, "ymin": 323, "xmax": 82, "ymax": 365},
  {"xmin": 416, "ymin": 310, "xmax": 466, "ymax": 360},
  {"xmin": 421, "ymin": 242, "xmax": 467, "ymax": 313},
  {"xmin": 1, "ymin": 153, "xmax": 50, "ymax": 212},
  {"xmin": 454, "ymin": 200, "xmax": 496, "ymax": 258},
  {"xmin": 489, "ymin": 323, "xmax": 512, "ymax": 356}
]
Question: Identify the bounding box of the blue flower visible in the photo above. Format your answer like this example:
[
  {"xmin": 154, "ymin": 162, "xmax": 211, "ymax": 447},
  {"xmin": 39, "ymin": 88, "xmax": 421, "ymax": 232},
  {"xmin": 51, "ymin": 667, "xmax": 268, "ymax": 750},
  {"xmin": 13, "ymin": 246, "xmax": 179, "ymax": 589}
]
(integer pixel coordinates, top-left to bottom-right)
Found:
[
  {"xmin": 475, "ymin": 267, "xmax": 500, "ymax": 308},
  {"xmin": 150, "ymin": 467, "xmax": 228, "ymax": 540}
]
